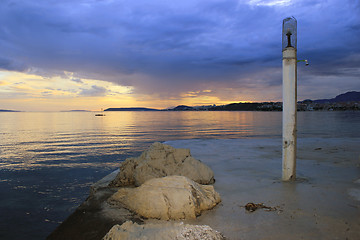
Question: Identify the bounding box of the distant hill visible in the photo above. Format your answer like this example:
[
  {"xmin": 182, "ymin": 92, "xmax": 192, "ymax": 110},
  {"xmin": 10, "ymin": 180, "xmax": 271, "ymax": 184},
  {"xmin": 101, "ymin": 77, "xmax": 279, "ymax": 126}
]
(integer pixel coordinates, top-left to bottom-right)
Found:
[
  {"xmin": 171, "ymin": 105, "xmax": 194, "ymax": 111},
  {"xmin": 0, "ymin": 109, "xmax": 20, "ymax": 112},
  {"xmin": 210, "ymin": 102, "xmax": 262, "ymax": 111},
  {"xmin": 313, "ymin": 91, "xmax": 360, "ymax": 103},
  {"xmin": 104, "ymin": 107, "xmax": 159, "ymax": 111}
]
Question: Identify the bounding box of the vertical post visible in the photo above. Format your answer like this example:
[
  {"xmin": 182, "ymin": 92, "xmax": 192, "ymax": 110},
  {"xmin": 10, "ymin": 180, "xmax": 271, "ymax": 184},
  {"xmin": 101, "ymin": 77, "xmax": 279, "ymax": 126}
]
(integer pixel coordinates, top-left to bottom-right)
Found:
[{"xmin": 282, "ymin": 17, "xmax": 297, "ymax": 181}]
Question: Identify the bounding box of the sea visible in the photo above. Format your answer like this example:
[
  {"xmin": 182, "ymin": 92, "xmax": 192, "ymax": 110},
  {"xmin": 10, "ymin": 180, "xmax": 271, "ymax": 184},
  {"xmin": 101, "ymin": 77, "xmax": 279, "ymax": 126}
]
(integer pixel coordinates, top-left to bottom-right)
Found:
[{"xmin": 0, "ymin": 111, "xmax": 359, "ymax": 239}]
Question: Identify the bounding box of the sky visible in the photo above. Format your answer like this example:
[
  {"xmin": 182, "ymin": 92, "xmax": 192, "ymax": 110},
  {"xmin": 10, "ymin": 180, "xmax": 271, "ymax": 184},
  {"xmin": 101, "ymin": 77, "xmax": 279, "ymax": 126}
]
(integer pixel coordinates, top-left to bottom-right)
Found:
[{"xmin": 0, "ymin": 0, "xmax": 359, "ymax": 111}]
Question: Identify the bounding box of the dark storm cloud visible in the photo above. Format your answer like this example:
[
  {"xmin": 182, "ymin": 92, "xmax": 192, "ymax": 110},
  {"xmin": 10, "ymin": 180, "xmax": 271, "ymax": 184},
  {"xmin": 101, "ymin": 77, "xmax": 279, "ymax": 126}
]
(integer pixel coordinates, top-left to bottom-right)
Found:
[{"xmin": 0, "ymin": 0, "xmax": 359, "ymax": 99}]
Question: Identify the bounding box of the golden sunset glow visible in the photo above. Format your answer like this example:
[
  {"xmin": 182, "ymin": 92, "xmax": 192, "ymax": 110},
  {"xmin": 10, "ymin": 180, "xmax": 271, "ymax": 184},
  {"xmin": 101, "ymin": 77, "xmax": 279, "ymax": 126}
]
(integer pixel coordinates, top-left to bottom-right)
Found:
[
  {"xmin": 1, "ymin": 70, "xmax": 262, "ymax": 111},
  {"xmin": 0, "ymin": 71, "xmax": 134, "ymax": 111}
]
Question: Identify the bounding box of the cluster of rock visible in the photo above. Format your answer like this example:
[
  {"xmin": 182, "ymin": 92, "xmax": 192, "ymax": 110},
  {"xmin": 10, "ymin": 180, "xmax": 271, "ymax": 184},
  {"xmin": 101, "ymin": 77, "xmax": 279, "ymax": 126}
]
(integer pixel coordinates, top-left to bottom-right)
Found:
[
  {"xmin": 108, "ymin": 176, "xmax": 220, "ymax": 220},
  {"xmin": 103, "ymin": 142, "xmax": 223, "ymax": 239},
  {"xmin": 109, "ymin": 142, "xmax": 215, "ymax": 187},
  {"xmin": 103, "ymin": 221, "xmax": 225, "ymax": 240}
]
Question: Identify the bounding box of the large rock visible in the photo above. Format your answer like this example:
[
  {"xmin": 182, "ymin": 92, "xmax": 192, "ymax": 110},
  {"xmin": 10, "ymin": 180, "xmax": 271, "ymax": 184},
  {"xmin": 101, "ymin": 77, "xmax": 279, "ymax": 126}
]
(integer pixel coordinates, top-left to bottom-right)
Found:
[
  {"xmin": 108, "ymin": 176, "xmax": 221, "ymax": 220},
  {"xmin": 103, "ymin": 221, "xmax": 225, "ymax": 240},
  {"xmin": 109, "ymin": 142, "xmax": 214, "ymax": 187}
]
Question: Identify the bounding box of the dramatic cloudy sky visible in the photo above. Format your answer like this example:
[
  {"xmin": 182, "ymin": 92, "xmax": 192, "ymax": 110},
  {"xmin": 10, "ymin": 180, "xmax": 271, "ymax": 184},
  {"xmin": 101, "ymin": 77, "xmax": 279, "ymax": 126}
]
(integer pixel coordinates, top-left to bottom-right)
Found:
[{"xmin": 0, "ymin": 0, "xmax": 359, "ymax": 111}]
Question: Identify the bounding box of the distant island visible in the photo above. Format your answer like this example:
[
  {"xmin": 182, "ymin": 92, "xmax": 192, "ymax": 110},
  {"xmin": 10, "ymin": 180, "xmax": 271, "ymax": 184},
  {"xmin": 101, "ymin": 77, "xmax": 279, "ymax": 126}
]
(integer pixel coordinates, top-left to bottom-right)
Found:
[
  {"xmin": 0, "ymin": 109, "xmax": 20, "ymax": 112},
  {"xmin": 104, "ymin": 107, "xmax": 160, "ymax": 111},
  {"xmin": 167, "ymin": 91, "xmax": 360, "ymax": 111}
]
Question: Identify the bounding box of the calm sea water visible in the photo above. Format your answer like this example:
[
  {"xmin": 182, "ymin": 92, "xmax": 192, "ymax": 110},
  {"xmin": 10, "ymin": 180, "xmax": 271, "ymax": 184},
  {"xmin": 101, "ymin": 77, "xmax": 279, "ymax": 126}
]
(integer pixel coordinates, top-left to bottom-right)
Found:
[{"xmin": 0, "ymin": 111, "xmax": 359, "ymax": 239}]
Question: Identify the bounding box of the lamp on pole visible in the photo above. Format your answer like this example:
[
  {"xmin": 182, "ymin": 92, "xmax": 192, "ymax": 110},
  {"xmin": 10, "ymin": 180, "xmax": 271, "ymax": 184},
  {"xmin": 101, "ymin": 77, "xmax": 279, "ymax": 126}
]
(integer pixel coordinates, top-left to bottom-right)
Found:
[{"xmin": 282, "ymin": 17, "xmax": 297, "ymax": 181}]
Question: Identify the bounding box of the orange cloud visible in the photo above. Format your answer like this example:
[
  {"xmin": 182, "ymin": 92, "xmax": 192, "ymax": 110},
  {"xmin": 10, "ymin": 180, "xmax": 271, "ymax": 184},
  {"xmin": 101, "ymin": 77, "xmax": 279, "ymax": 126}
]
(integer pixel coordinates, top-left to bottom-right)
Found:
[{"xmin": 0, "ymin": 81, "xmax": 9, "ymax": 86}]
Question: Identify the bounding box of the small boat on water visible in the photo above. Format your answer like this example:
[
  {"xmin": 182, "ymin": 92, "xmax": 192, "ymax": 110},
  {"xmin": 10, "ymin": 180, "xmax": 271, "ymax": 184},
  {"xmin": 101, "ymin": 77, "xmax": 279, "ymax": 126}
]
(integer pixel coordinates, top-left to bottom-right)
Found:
[{"xmin": 95, "ymin": 108, "xmax": 105, "ymax": 116}]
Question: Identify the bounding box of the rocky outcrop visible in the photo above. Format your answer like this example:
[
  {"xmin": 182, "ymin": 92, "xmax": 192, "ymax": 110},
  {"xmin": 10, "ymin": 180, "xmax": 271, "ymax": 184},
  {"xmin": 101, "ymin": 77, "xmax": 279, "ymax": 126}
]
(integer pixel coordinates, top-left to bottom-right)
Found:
[
  {"xmin": 103, "ymin": 221, "xmax": 225, "ymax": 240},
  {"xmin": 108, "ymin": 176, "xmax": 221, "ymax": 220},
  {"xmin": 109, "ymin": 142, "xmax": 214, "ymax": 187}
]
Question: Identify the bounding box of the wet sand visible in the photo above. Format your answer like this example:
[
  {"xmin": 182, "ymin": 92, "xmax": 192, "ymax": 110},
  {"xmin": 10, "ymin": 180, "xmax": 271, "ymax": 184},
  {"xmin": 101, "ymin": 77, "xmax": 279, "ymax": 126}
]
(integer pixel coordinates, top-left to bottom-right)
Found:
[{"xmin": 48, "ymin": 137, "xmax": 360, "ymax": 239}]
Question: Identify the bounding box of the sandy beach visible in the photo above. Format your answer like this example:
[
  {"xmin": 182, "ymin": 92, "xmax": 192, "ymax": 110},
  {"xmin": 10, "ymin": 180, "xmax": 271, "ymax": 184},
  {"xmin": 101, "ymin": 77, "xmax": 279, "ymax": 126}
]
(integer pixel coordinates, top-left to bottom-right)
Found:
[{"xmin": 48, "ymin": 137, "xmax": 360, "ymax": 239}]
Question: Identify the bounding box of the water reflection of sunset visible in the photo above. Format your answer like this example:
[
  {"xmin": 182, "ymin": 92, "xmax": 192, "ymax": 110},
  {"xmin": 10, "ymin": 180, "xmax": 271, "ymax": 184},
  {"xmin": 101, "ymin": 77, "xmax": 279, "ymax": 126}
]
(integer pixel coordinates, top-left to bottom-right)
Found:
[{"xmin": 0, "ymin": 111, "xmax": 282, "ymax": 170}]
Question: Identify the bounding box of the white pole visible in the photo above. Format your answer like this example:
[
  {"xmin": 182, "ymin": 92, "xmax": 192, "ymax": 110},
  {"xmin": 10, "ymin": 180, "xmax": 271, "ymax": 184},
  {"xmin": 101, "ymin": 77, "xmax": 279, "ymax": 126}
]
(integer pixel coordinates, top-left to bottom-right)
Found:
[{"xmin": 282, "ymin": 47, "xmax": 297, "ymax": 181}]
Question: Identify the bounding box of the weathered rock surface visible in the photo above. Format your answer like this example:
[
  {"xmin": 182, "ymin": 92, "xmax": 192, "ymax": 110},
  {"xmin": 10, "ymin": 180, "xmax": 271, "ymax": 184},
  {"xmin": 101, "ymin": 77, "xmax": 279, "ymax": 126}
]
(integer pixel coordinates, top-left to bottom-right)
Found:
[
  {"xmin": 109, "ymin": 142, "xmax": 214, "ymax": 187},
  {"xmin": 103, "ymin": 221, "xmax": 225, "ymax": 240},
  {"xmin": 108, "ymin": 176, "xmax": 221, "ymax": 220}
]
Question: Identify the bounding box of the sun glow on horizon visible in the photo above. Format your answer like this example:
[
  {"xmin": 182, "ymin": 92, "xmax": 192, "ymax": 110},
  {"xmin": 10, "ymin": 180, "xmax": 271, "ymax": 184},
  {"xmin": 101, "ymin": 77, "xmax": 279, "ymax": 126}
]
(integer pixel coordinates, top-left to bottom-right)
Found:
[
  {"xmin": 0, "ymin": 70, "xmax": 276, "ymax": 111},
  {"xmin": 0, "ymin": 71, "xmax": 136, "ymax": 111}
]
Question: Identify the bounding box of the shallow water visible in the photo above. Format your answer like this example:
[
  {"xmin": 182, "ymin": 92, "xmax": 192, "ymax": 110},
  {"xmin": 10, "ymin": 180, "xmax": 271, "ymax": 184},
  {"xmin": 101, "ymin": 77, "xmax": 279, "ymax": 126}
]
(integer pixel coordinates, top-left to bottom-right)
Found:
[
  {"xmin": 0, "ymin": 111, "xmax": 359, "ymax": 239},
  {"xmin": 164, "ymin": 138, "xmax": 360, "ymax": 240}
]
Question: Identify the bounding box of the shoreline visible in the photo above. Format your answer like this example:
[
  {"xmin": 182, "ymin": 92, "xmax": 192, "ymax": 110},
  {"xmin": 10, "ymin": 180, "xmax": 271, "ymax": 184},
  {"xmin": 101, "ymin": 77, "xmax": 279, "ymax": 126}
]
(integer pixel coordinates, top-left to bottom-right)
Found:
[{"xmin": 48, "ymin": 137, "xmax": 360, "ymax": 239}]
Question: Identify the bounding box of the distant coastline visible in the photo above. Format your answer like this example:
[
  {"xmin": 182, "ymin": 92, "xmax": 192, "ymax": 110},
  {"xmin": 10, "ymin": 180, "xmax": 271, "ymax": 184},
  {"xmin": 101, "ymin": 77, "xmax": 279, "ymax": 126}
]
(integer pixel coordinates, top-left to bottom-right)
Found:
[
  {"xmin": 104, "ymin": 91, "xmax": 360, "ymax": 112},
  {"xmin": 3, "ymin": 91, "xmax": 358, "ymax": 112},
  {"xmin": 168, "ymin": 91, "xmax": 359, "ymax": 111}
]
